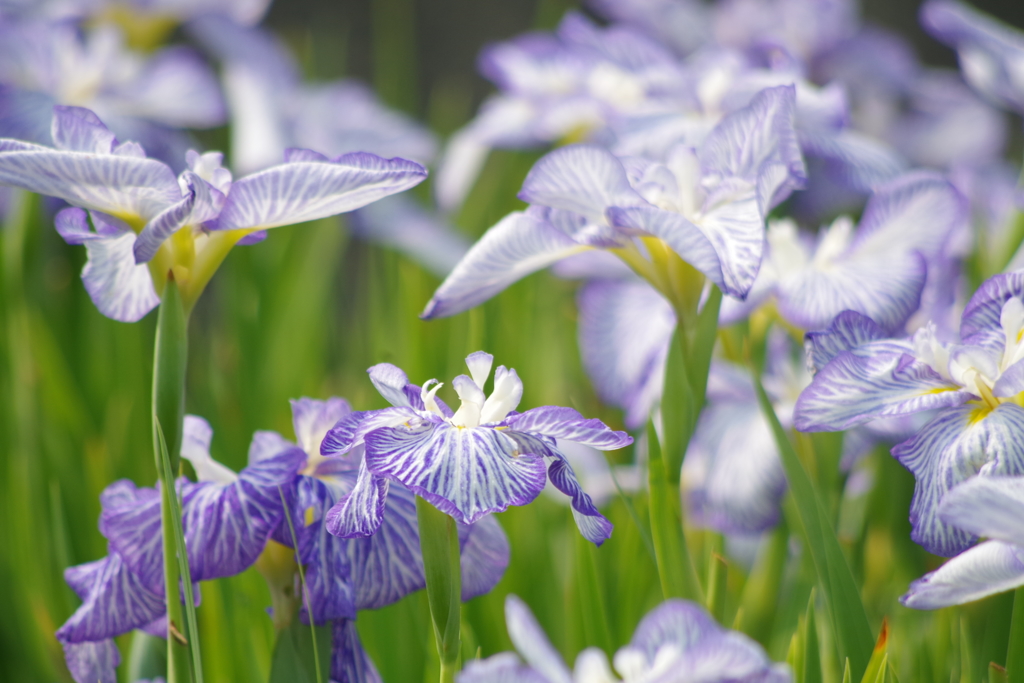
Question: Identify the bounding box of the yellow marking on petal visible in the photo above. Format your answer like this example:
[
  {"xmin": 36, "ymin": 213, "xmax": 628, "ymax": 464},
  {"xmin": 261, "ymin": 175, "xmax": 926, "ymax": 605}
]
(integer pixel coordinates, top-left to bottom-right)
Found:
[
  {"xmin": 304, "ymin": 506, "xmax": 315, "ymax": 528},
  {"xmin": 559, "ymin": 123, "xmax": 595, "ymax": 146},
  {"xmin": 924, "ymin": 386, "xmax": 959, "ymax": 394},
  {"xmin": 95, "ymin": 7, "xmax": 179, "ymax": 51},
  {"xmin": 969, "ymin": 405, "xmax": 992, "ymax": 425}
]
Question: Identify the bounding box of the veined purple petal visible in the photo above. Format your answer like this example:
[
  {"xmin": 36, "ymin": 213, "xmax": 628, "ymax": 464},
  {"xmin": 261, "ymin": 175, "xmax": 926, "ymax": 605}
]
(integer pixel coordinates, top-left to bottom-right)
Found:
[
  {"xmin": 804, "ymin": 311, "xmax": 892, "ymax": 374},
  {"xmin": 545, "ymin": 454, "xmax": 613, "ymax": 545},
  {"xmin": 321, "ymin": 406, "xmax": 417, "ymax": 456},
  {"xmin": 51, "ymin": 106, "xmax": 118, "ymax": 154},
  {"xmin": 56, "ymin": 554, "xmax": 164, "ymax": 643},
  {"xmin": 181, "ymin": 415, "xmax": 237, "ymax": 485},
  {"xmin": 961, "ymin": 271, "xmax": 1024, "ymax": 342},
  {"xmin": 61, "ymin": 638, "xmax": 119, "ymax": 683},
  {"xmin": 332, "ymin": 620, "xmax": 383, "ymax": 683},
  {"xmin": 505, "ymin": 595, "xmax": 573, "ymax": 683},
  {"xmin": 210, "ymin": 153, "xmax": 427, "ymax": 232},
  {"xmin": 629, "ymin": 599, "xmax": 722, "ymax": 658},
  {"xmin": 505, "ymin": 407, "xmax": 631, "ymax": 451},
  {"xmin": 895, "ymin": 403, "xmax": 1024, "ymax": 556},
  {"xmin": 578, "ymin": 279, "xmax": 675, "ymax": 428},
  {"xmin": 133, "ymin": 168, "xmax": 227, "ymax": 263},
  {"xmin": 291, "ymin": 396, "xmax": 353, "ymax": 458},
  {"xmin": 367, "ymin": 363, "xmax": 416, "ymax": 408},
  {"xmin": 938, "ymin": 476, "xmax": 1024, "ymax": 547},
  {"xmin": 518, "ymin": 145, "xmax": 647, "ymax": 223},
  {"xmin": 794, "ymin": 349, "xmax": 970, "ymax": 432},
  {"xmin": 118, "ymin": 46, "xmax": 227, "ymax": 130},
  {"xmin": 901, "ymin": 540, "xmax": 1024, "ymax": 609},
  {"xmin": 459, "ymin": 515, "xmax": 511, "ymax": 600},
  {"xmin": 798, "ymin": 128, "xmax": 907, "ymax": 193},
  {"xmin": 457, "ymin": 652, "xmax": 549, "ymax": 683},
  {"xmin": 364, "ymin": 422, "xmax": 548, "ymax": 525},
  {"xmin": 699, "ymin": 85, "xmax": 806, "ymax": 214},
  {"xmin": 607, "ymin": 205, "xmax": 728, "ymax": 293},
  {"xmin": 671, "ymin": 631, "xmax": 786, "ymax": 682},
  {"xmin": 324, "ymin": 459, "xmax": 389, "ymax": 538},
  {"xmin": 421, "ymin": 211, "xmax": 588, "ymax": 319},
  {"xmin": 696, "ymin": 190, "xmax": 767, "ymax": 300},
  {"xmin": 994, "ymin": 359, "xmax": 1024, "ymax": 398},
  {"xmin": 249, "ymin": 429, "xmax": 299, "ymax": 466}
]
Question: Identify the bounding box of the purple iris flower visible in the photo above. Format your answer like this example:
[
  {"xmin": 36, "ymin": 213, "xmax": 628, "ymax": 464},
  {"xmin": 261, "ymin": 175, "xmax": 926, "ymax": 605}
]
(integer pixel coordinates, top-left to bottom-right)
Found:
[
  {"xmin": 902, "ymin": 476, "xmax": 1024, "ymax": 609},
  {"xmin": 458, "ymin": 594, "xmax": 790, "ymax": 683},
  {"xmin": 424, "ymin": 85, "xmax": 805, "ymax": 319},
  {"xmin": 55, "ymin": 415, "xmax": 305, "ymax": 683},
  {"xmin": 2, "ymin": 0, "xmax": 271, "ymax": 26},
  {"xmin": 321, "ymin": 352, "xmax": 632, "ymax": 546},
  {"xmin": 921, "ymin": 0, "xmax": 1024, "ymax": 115},
  {"xmin": 0, "ymin": 106, "xmax": 427, "ymax": 322},
  {"xmin": 0, "ymin": 18, "xmax": 226, "ymax": 168},
  {"xmin": 795, "ymin": 271, "xmax": 1024, "ymax": 557}
]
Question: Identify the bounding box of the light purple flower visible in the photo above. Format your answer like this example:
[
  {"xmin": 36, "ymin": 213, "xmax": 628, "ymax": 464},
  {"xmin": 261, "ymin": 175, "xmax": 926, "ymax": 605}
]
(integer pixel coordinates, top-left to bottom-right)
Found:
[
  {"xmin": 0, "ymin": 106, "xmax": 427, "ymax": 321},
  {"xmin": 457, "ymin": 594, "xmax": 790, "ymax": 683},
  {"xmin": 322, "ymin": 352, "xmax": 631, "ymax": 546},
  {"xmin": 424, "ymin": 85, "xmax": 805, "ymax": 319},
  {"xmin": 796, "ymin": 272, "xmax": 1024, "ymax": 556},
  {"xmin": 55, "ymin": 415, "xmax": 305, "ymax": 683},
  {"xmin": 921, "ymin": 0, "xmax": 1024, "ymax": 115},
  {"xmin": 0, "ymin": 19, "xmax": 225, "ymax": 167}
]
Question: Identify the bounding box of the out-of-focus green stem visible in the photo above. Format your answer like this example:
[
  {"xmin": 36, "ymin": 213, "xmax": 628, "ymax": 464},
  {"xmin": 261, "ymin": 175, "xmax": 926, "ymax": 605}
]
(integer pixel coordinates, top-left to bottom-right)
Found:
[
  {"xmin": 416, "ymin": 497, "xmax": 461, "ymax": 683},
  {"xmin": 647, "ymin": 421, "xmax": 703, "ymax": 604},
  {"xmin": 152, "ymin": 278, "xmax": 192, "ymax": 683},
  {"xmin": 1007, "ymin": 586, "xmax": 1024, "ymax": 683}
]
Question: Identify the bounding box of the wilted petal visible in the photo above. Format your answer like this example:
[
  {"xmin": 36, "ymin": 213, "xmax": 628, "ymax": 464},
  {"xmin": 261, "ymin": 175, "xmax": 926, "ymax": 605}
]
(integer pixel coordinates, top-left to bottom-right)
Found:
[
  {"xmin": 331, "ymin": 619, "xmax": 383, "ymax": 683},
  {"xmin": 364, "ymin": 422, "xmax": 548, "ymax": 524},
  {"xmin": 894, "ymin": 403, "xmax": 1024, "ymax": 556},
  {"xmin": 459, "ymin": 515, "xmax": 511, "ymax": 600},
  {"xmin": 938, "ymin": 476, "xmax": 1024, "ymax": 547},
  {"xmin": 794, "ymin": 349, "xmax": 969, "ymax": 432},
  {"xmin": 210, "ymin": 152, "xmax": 427, "ymax": 231},
  {"xmin": 545, "ymin": 453, "xmax": 613, "ymax": 545},
  {"xmin": 505, "ymin": 407, "xmax": 631, "ymax": 451},
  {"xmin": 902, "ymin": 540, "xmax": 1024, "ymax": 609},
  {"xmin": 61, "ymin": 638, "xmax": 119, "ymax": 683},
  {"xmin": 422, "ymin": 211, "xmax": 588, "ymax": 319},
  {"xmin": 505, "ymin": 595, "xmax": 573, "ymax": 683},
  {"xmin": 519, "ymin": 145, "xmax": 646, "ymax": 223}
]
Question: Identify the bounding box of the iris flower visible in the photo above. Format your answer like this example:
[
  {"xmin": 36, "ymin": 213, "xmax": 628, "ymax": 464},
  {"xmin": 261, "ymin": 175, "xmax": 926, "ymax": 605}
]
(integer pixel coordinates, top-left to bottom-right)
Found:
[
  {"xmin": 0, "ymin": 106, "xmax": 427, "ymax": 322},
  {"xmin": 322, "ymin": 352, "xmax": 632, "ymax": 545},
  {"xmin": 458, "ymin": 594, "xmax": 790, "ymax": 683},
  {"xmin": 795, "ymin": 271, "xmax": 1024, "ymax": 557}
]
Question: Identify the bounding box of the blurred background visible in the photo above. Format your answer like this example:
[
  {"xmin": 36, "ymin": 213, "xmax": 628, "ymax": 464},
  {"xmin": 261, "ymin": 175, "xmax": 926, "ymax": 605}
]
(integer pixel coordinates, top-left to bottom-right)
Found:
[{"xmin": 2, "ymin": 0, "xmax": 1024, "ymax": 681}]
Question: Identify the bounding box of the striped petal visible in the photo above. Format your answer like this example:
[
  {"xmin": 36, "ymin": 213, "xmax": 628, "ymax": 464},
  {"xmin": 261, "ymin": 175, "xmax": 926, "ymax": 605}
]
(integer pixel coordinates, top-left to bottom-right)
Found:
[
  {"xmin": 794, "ymin": 349, "xmax": 969, "ymax": 432},
  {"xmin": 332, "ymin": 619, "xmax": 383, "ymax": 683},
  {"xmin": 894, "ymin": 403, "xmax": 1024, "ymax": 556},
  {"xmin": 518, "ymin": 144, "xmax": 646, "ymax": 224},
  {"xmin": 628, "ymin": 599, "xmax": 722, "ymax": 658},
  {"xmin": 545, "ymin": 452, "xmax": 614, "ymax": 545},
  {"xmin": 421, "ymin": 211, "xmax": 588, "ymax": 319},
  {"xmin": 291, "ymin": 396, "xmax": 353, "ymax": 458},
  {"xmin": 961, "ymin": 271, "xmax": 1024, "ymax": 342},
  {"xmin": 938, "ymin": 476, "xmax": 1024, "ymax": 547},
  {"xmin": 56, "ymin": 555, "xmax": 164, "ymax": 643},
  {"xmin": 606, "ymin": 205, "xmax": 727, "ymax": 293},
  {"xmin": 901, "ymin": 540, "xmax": 1024, "ymax": 609},
  {"xmin": 210, "ymin": 152, "xmax": 427, "ymax": 231},
  {"xmin": 804, "ymin": 311, "xmax": 895, "ymax": 374},
  {"xmin": 324, "ymin": 459, "xmax": 389, "ymax": 539},
  {"xmin": 364, "ymin": 421, "xmax": 548, "ymax": 525},
  {"xmin": 505, "ymin": 406, "xmax": 632, "ymax": 450},
  {"xmin": 133, "ymin": 170, "xmax": 221, "ymax": 263},
  {"xmin": 321, "ymin": 407, "xmax": 417, "ymax": 456},
  {"xmin": 61, "ymin": 639, "xmax": 120, "ymax": 683},
  {"xmin": 694, "ymin": 190, "xmax": 766, "ymax": 300},
  {"xmin": 505, "ymin": 595, "xmax": 573, "ymax": 683}
]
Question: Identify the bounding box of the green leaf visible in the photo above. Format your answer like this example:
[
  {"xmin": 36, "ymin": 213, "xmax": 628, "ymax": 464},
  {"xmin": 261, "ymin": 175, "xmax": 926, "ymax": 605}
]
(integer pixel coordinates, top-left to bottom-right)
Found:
[
  {"xmin": 646, "ymin": 420, "xmax": 703, "ymax": 603},
  {"xmin": 659, "ymin": 328, "xmax": 695, "ymax": 483},
  {"xmin": 804, "ymin": 591, "xmax": 822, "ymax": 683},
  {"xmin": 1007, "ymin": 586, "xmax": 1024, "ymax": 683},
  {"xmin": 268, "ymin": 621, "xmax": 331, "ymax": 683},
  {"xmin": 992, "ymin": 663, "xmax": 1010, "ymax": 683},
  {"xmin": 416, "ymin": 497, "xmax": 462, "ymax": 682},
  {"xmin": 754, "ymin": 378, "xmax": 874, "ymax": 681},
  {"xmin": 858, "ymin": 619, "xmax": 890, "ymax": 683},
  {"xmin": 574, "ymin": 532, "xmax": 614, "ymax": 655}
]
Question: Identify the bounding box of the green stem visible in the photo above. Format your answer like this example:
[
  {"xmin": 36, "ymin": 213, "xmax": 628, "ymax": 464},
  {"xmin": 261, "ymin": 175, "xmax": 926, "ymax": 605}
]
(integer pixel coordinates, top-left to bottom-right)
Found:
[
  {"xmin": 152, "ymin": 278, "xmax": 194, "ymax": 683},
  {"xmin": 1007, "ymin": 587, "xmax": 1024, "ymax": 683},
  {"xmin": 416, "ymin": 497, "xmax": 461, "ymax": 683}
]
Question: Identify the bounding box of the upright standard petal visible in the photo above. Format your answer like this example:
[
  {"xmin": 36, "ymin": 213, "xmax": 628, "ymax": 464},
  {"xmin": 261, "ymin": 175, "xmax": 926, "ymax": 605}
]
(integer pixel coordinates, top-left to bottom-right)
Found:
[
  {"xmin": 894, "ymin": 403, "xmax": 1024, "ymax": 557},
  {"xmin": 422, "ymin": 211, "xmax": 588, "ymax": 319},
  {"xmin": 364, "ymin": 421, "xmax": 548, "ymax": 524},
  {"xmin": 902, "ymin": 540, "xmax": 1024, "ymax": 609},
  {"xmin": 210, "ymin": 152, "xmax": 427, "ymax": 232},
  {"xmin": 518, "ymin": 145, "xmax": 647, "ymax": 223}
]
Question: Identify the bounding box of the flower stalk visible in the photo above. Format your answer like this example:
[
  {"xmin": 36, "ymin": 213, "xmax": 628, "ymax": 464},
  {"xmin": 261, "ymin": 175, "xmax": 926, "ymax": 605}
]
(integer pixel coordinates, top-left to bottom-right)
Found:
[{"xmin": 416, "ymin": 497, "xmax": 462, "ymax": 683}]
